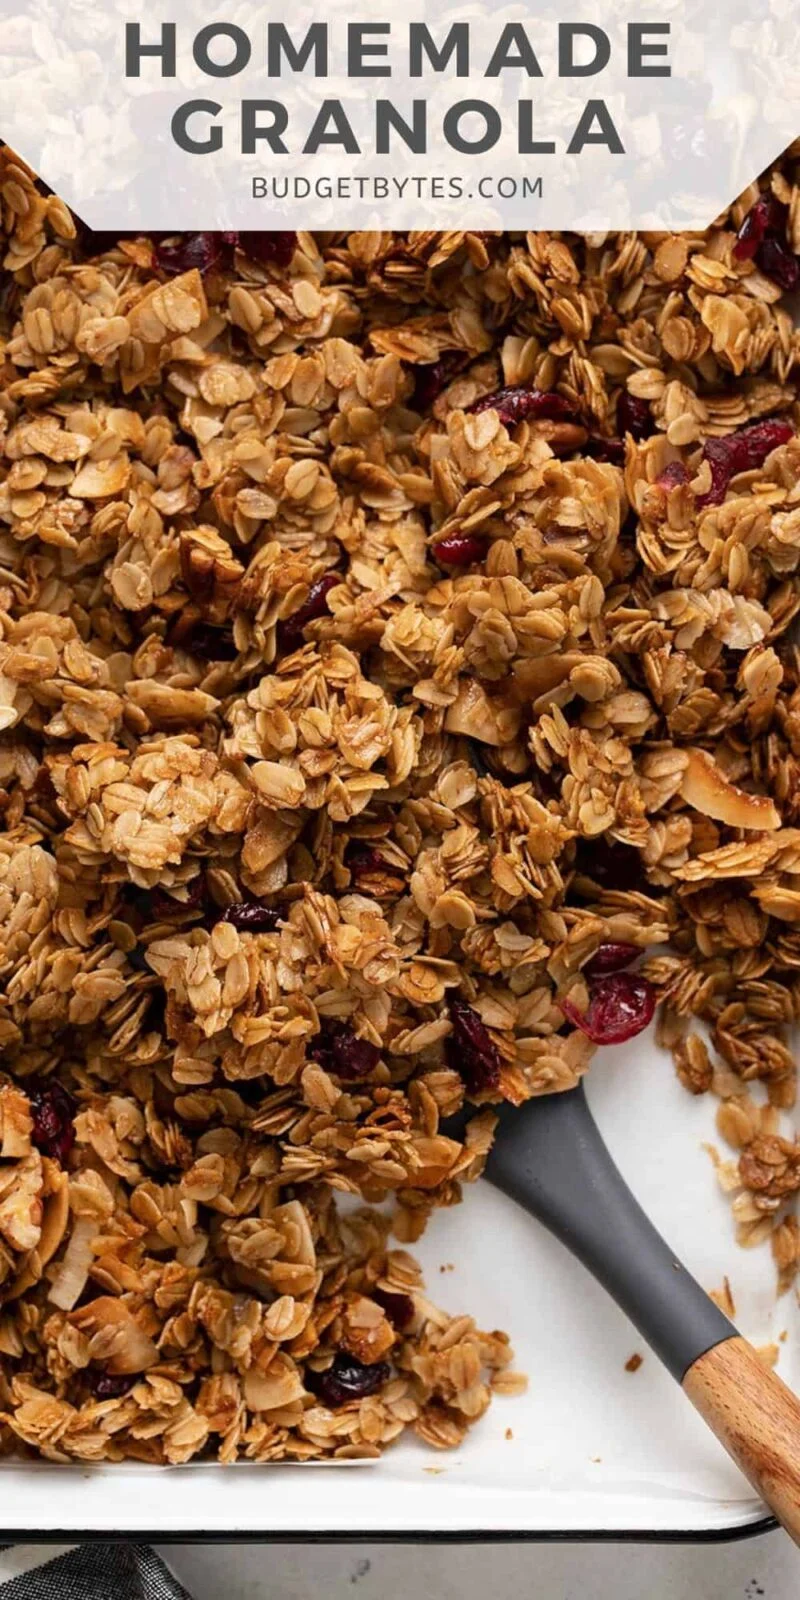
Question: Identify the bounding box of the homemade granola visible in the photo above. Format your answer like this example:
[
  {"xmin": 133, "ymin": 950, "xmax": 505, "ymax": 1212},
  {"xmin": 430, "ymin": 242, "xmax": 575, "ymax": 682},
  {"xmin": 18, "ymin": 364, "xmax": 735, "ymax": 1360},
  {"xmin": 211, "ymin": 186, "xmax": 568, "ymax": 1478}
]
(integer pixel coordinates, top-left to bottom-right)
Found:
[{"xmin": 1, "ymin": 140, "xmax": 800, "ymax": 1464}]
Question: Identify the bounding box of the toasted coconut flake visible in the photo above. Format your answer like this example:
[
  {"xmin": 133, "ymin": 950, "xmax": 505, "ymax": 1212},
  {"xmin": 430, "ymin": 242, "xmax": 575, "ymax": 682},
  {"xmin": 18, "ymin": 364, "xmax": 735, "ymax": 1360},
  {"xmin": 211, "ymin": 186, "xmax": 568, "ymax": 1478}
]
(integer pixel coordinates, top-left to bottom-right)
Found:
[
  {"xmin": 443, "ymin": 681, "xmax": 520, "ymax": 746},
  {"xmin": 680, "ymin": 748, "xmax": 780, "ymax": 831},
  {"xmin": 47, "ymin": 1216, "xmax": 98, "ymax": 1311}
]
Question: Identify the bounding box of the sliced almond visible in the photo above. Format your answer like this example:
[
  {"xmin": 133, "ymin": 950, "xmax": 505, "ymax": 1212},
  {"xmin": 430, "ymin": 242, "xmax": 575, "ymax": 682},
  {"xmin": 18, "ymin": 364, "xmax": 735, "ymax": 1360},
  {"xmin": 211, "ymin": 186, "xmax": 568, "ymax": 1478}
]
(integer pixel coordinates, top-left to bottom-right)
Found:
[{"xmin": 680, "ymin": 748, "xmax": 780, "ymax": 832}]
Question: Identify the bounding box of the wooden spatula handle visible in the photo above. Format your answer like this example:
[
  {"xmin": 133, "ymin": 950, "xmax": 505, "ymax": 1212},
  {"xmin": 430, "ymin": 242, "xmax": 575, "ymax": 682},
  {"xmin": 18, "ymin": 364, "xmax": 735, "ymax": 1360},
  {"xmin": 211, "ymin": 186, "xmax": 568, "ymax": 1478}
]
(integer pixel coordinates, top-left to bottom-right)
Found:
[{"xmin": 683, "ymin": 1335, "xmax": 800, "ymax": 1545}]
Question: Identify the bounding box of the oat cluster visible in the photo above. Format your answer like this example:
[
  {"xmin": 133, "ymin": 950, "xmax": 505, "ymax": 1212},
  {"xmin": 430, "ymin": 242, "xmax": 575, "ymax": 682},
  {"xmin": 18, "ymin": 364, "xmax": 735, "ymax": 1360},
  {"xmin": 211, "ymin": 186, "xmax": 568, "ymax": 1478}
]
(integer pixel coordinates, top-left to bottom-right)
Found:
[{"xmin": 1, "ymin": 140, "xmax": 800, "ymax": 1465}]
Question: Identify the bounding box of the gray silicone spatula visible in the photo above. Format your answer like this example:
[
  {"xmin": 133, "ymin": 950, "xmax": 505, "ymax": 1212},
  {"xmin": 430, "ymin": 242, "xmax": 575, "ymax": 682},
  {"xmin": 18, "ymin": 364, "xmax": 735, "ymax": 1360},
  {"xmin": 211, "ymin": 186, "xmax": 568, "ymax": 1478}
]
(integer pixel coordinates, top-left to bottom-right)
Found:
[{"xmin": 474, "ymin": 1083, "xmax": 800, "ymax": 1544}]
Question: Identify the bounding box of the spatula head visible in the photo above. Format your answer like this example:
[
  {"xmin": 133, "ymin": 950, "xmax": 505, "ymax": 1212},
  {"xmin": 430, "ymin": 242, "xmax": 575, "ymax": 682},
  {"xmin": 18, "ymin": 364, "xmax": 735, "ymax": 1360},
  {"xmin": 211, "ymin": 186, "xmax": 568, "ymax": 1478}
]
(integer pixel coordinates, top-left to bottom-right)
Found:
[{"xmin": 463, "ymin": 1083, "xmax": 734, "ymax": 1382}]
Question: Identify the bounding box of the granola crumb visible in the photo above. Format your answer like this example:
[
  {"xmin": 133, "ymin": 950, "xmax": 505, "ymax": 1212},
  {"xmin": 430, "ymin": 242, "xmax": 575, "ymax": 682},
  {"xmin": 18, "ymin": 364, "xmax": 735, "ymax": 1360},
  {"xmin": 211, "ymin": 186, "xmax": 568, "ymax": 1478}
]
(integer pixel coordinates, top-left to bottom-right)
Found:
[
  {"xmin": 708, "ymin": 1278, "xmax": 737, "ymax": 1319},
  {"xmin": 755, "ymin": 1343, "xmax": 780, "ymax": 1369}
]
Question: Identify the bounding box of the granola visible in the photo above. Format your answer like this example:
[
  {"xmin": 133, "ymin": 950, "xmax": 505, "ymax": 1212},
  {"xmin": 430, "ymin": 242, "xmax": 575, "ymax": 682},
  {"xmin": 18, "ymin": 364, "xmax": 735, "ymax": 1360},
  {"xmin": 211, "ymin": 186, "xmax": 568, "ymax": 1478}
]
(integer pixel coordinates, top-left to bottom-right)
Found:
[{"xmin": 1, "ymin": 141, "xmax": 800, "ymax": 1463}]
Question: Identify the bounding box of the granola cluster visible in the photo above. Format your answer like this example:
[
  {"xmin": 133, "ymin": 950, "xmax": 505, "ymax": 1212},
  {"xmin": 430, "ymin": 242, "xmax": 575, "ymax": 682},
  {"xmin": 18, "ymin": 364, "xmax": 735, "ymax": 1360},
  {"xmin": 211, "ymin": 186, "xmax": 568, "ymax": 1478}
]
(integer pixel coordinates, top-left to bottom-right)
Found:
[{"xmin": 1, "ymin": 140, "xmax": 800, "ymax": 1463}]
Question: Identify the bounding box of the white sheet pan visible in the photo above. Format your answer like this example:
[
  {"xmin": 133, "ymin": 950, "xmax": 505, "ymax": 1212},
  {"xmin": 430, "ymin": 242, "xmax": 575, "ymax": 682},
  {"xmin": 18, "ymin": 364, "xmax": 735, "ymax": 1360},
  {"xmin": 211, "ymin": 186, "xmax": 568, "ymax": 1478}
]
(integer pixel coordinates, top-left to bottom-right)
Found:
[{"xmin": 0, "ymin": 1029, "xmax": 788, "ymax": 1540}]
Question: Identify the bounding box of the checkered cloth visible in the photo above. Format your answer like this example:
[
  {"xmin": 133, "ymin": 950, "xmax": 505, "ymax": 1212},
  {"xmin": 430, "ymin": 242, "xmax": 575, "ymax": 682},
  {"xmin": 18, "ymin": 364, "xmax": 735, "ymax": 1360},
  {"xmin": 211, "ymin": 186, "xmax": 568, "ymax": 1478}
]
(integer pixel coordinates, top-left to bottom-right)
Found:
[{"xmin": 0, "ymin": 1546, "xmax": 189, "ymax": 1598}]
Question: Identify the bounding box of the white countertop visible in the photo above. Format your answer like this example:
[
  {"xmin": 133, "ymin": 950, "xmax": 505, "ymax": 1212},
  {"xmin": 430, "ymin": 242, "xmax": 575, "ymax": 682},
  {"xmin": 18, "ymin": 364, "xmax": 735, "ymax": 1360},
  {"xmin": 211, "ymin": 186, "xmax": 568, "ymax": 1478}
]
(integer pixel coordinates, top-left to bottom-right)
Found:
[{"xmin": 159, "ymin": 1531, "xmax": 796, "ymax": 1600}]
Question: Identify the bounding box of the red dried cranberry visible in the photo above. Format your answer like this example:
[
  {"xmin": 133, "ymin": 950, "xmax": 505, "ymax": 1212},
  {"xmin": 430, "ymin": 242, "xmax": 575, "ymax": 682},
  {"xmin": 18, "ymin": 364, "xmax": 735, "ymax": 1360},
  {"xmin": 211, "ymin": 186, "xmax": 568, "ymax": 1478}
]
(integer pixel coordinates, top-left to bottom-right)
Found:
[
  {"xmin": 92, "ymin": 1371, "xmax": 135, "ymax": 1401},
  {"xmin": 237, "ymin": 232, "xmax": 297, "ymax": 270},
  {"xmin": 697, "ymin": 418, "xmax": 794, "ymax": 508},
  {"xmin": 732, "ymin": 196, "xmax": 800, "ymax": 290},
  {"xmin": 657, "ymin": 461, "xmax": 690, "ymax": 490},
  {"xmin": 431, "ymin": 534, "xmax": 488, "ymax": 567},
  {"xmin": 27, "ymin": 1081, "xmax": 76, "ymax": 1166},
  {"xmin": 447, "ymin": 997, "xmax": 502, "ymax": 1095},
  {"xmin": 150, "ymin": 877, "xmax": 206, "ymax": 919},
  {"xmin": 412, "ymin": 352, "xmax": 470, "ymax": 411},
  {"xmin": 309, "ymin": 1021, "xmax": 381, "ymax": 1081},
  {"xmin": 757, "ymin": 236, "xmax": 800, "ymax": 292},
  {"xmin": 346, "ymin": 843, "xmax": 389, "ymax": 873},
  {"xmin": 617, "ymin": 393, "xmax": 652, "ymax": 441},
  {"xmin": 155, "ymin": 233, "xmax": 233, "ymax": 277},
  {"xmin": 468, "ymin": 386, "xmax": 574, "ymax": 427},
  {"xmin": 561, "ymin": 973, "xmax": 655, "ymax": 1046},
  {"xmin": 305, "ymin": 1353, "xmax": 391, "ymax": 1408},
  {"xmin": 584, "ymin": 942, "xmax": 640, "ymax": 977},
  {"xmin": 372, "ymin": 1288, "xmax": 415, "ymax": 1330},
  {"xmin": 221, "ymin": 901, "xmax": 282, "ymax": 933},
  {"xmin": 278, "ymin": 573, "xmax": 339, "ymax": 650},
  {"xmin": 733, "ymin": 195, "xmax": 782, "ymax": 261}
]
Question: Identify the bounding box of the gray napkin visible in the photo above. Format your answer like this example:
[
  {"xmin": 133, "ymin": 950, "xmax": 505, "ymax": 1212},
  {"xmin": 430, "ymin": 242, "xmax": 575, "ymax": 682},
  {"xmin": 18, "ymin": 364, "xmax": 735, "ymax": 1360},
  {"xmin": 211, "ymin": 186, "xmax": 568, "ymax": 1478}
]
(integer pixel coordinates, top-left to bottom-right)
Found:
[{"xmin": 0, "ymin": 1546, "xmax": 190, "ymax": 1599}]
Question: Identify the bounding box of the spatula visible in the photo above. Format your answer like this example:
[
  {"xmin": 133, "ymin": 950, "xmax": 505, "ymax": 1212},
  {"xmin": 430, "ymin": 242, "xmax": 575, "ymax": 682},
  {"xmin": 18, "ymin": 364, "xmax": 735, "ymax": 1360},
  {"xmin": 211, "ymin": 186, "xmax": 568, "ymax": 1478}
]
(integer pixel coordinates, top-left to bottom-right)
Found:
[{"xmin": 473, "ymin": 1083, "xmax": 800, "ymax": 1544}]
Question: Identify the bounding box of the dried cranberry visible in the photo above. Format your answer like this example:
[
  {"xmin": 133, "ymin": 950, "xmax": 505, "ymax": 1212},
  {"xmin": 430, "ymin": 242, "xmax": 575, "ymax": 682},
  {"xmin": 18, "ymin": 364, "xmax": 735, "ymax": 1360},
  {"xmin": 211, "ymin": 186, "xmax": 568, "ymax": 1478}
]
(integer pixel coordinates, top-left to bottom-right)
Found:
[
  {"xmin": 92, "ymin": 1371, "xmax": 135, "ymax": 1401},
  {"xmin": 757, "ymin": 236, "xmax": 800, "ymax": 293},
  {"xmin": 561, "ymin": 973, "xmax": 655, "ymax": 1046},
  {"xmin": 155, "ymin": 233, "xmax": 232, "ymax": 277},
  {"xmin": 346, "ymin": 843, "xmax": 389, "ymax": 874},
  {"xmin": 584, "ymin": 942, "xmax": 639, "ymax": 977},
  {"xmin": 154, "ymin": 230, "xmax": 297, "ymax": 279},
  {"xmin": 657, "ymin": 461, "xmax": 690, "ymax": 490},
  {"xmin": 468, "ymin": 386, "xmax": 574, "ymax": 427},
  {"xmin": 345, "ymin": 843, "xmax": 405, "ymax": 891},
  {"xmin": 431, "ymin": 534, "xmax": 488, "ymax": 567},
  {"xmin": 732, "ymin": 196, "xmax": 800, "ymax": 290},
  {"xmin": 221, "ymin": 901, "xmax": 282, "ymax": 933},
  {"xmin": 617, "ymin": 393, "xmax": 652, "ymax": 441},
  {"xmin": 572, "ymin": 839, "xmax": 648, "ymax": 895},
  {"xmin": 447, "ymin": 997, "xmax": 502, "ymax": 1095},
  {"xmin": 584, "ymin": 434, "xmax": 626, "ymax": 465},
  {"xmin": 27, "ymin": 1081, "xmax": 76, "ymax": 1166},
  {"xmin": 278, "ymin": 573, "xmax": 339, "ymax": 650},
  {"xmin": 412, "ymin": 352, "xmax": 470, "ymax": 411},
  {"xmin": 305, "ymin": 1353, "xmax": 391, "ymax": 1408},
  {"xmin": 150, "ymin": 877, "xmax": 206, "ymax": 919},
  {"xmin": 309, "ymin": 1020, "xmax": 381, "ymax": 1081},
  {"xmin": 372, "ymin": 1288, "xmax": 415, "ymax": 1330},
  {"xmin": 237, "ymin": 232, "xmax": 297, "ymax": 270},
  {"xmin": 733, "ymin": 195, "xmax": 782, "ymax": 261},
  {"xmin": 697, "ymin": 418, "xmax": 794, "ymax": 508}
]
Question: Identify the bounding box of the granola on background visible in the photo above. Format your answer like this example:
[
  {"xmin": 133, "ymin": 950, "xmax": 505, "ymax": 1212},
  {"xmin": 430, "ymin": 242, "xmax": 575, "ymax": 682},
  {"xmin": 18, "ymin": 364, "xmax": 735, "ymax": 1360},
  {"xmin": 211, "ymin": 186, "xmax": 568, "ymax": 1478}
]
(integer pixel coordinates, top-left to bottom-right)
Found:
[{"xmin": 1, "ymin": 140, "xmax": 800, "ymax": 1463}]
